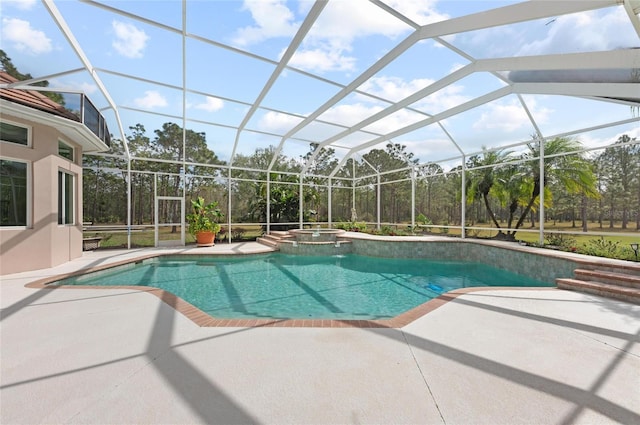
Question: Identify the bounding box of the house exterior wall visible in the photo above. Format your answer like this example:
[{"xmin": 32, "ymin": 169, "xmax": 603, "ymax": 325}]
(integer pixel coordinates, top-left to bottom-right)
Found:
[{"xmin": 1, "ymin": 114, "xmax": 83, "ymax": 275}]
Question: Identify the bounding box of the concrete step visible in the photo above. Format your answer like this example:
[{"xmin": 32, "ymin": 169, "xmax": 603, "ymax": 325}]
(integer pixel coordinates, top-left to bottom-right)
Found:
[
  {"xmin": 574, "ymin": 269, "xmax": 640, "ymax": 289},
  {"xmin": 269, "ymin": 231, "xmax": 291, "ymax": 238},
  {"xmin": 264, "ymin": 232, "xmax": 295, "ymax": 241},
  {"xmin": 261, "ymin": 234, "xmax": 282, "ymax": 242},
  {"xmin": 574, "ymin": 261, "xmax": 640, "ymax": 277},
  {"xmin": 556, "ymin": 278, "xmax": 640, "ymax": 305},
  {"xmin": 256, "ymin": 237, "xmax": 280, "ymax": 249}
]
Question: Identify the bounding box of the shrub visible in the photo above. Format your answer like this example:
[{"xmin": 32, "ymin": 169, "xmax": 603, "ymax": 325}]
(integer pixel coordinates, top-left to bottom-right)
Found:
[
  {"xmin": 231, "ymin": 227, "xmax": 246, "ymax": 240},
  {"xmin": 335, "ymin": 221, "xmax": 367, "ymax": 232},
  {"xmin": 467, "ymin": 227, "xmax": 481, "ymax": 238},
  {"xmin": 544, "ymin": 233, "xmax": 576, "ymax": 250},
  {"xmin": 379, "ymin": 225, "xmax": 396, "ymax": 236},
  {"xmin": 580, "ymin": 237, "xmax": 622, "ymax": 259},
  {"xmin": 440, "ymin": 220, "xmax": 449, "ymax": 234},
  {"xmin": 416, "ymin": 213, "xmax": 432, "ymax": 225}
]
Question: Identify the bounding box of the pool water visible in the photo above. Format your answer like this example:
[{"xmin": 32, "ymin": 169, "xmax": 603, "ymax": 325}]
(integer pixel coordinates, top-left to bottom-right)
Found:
[{"xmin": 55, "ymin": 253, "xmax": 552, "ymax": 319}]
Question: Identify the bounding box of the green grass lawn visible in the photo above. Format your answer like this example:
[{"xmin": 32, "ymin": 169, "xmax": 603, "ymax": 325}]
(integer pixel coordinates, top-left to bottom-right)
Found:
[
  {"xmin": 85, "ymin": 225, "xmax": 265, "ymax": 248},
  {"xmin": 414, "ymin": 221, "xmax": 639, "ymax": 261},
  {"xmin": 86, "ymin": 221, "xmax": 639, "ymax": 261}
]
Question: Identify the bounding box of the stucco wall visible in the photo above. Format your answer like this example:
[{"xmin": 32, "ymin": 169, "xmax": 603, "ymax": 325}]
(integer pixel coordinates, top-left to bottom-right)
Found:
[{"xmin": 1, "ymin": 115, "xmax": 83, "ymax": 275}]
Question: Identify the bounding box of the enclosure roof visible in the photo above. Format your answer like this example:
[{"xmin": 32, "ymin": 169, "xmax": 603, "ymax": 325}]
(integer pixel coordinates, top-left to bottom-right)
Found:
[{"xmin": 1, "ymin": 0, "xmax": 639, "ymax": 175}]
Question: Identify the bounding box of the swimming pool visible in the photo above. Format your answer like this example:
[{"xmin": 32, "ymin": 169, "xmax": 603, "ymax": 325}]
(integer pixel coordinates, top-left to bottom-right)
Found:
[{"xmin": 52, "ymin": 253, "xmax": 551, "ymax": 320}]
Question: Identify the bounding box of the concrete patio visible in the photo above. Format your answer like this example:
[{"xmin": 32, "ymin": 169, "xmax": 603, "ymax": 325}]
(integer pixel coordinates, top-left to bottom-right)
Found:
[{"xmin": 1, "ymin": 243, "xmax": 639, "ymax": 424}]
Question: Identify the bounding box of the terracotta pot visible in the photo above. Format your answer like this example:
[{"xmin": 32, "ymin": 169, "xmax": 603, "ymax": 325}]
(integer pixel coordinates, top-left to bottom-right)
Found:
[{"xmin": 195, "ymin": 231, "xmax": 215, "ymax": 247}]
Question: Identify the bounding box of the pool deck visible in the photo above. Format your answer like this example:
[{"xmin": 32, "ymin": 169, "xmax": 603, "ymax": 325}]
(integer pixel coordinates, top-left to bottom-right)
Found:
[{"xmin": 1, "ymin": 242, "xmax": 639, "ymax": 424}]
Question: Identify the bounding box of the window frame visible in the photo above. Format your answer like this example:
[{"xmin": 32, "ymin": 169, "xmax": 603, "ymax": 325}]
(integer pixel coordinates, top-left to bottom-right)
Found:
[
  {"xmin": 58, "ymin": 139, "xmax": 75, "ymax": 162},
  {"xmin": 0, "ymin": 119, "xmax": 32, "ymax": 148},
  {"xmin": 0, "ymin": 157, "xmax": 31, "ymax": 228},
  {"xmin": 58, "ymin": 169, "xmax": 76, "ymax": 226}
]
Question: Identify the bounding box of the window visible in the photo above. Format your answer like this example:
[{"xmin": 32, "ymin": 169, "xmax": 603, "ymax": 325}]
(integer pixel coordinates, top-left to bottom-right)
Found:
[
  {"xmin": 0, "ymin": 159, "xmax": 28, "ymax": 226},
  {"xmin": 0, "ymin": 121, "xmax": 29, "ymax": 146},
  {"xmin": 83, "ymin": 97, "xmax": 100, "ymax": 137},
  {"xmin": 58, "ymin": 171, "xmax": 75, "ymax": 225},
  {"xmin": 58, "ymin": 140, "xmax": 74, "ymax": 161}
]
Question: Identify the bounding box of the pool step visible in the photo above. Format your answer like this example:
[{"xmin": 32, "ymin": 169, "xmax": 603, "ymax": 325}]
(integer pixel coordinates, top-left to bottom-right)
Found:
[
  {"xmin": 256, "ymin": 231, "xmax": 295, "ymax": 250},
  {"xmin": 256, "ymin": 236, "xmax": 279, "ymax": 249},
  {"xmin": 574, "ymin": 269, "xmax": 640, "ymax": 289},
  {"xmin": 556, "ymin": 266, "xmax": 640, "ymax": 304},
  {"xmin": 269, "ymin": 230, "xmax": 295, "ymax": 239}
]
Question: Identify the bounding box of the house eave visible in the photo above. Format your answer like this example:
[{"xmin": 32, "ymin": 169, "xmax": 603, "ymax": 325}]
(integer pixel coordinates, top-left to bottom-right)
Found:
[{"xmin": 0, "ymin": 99, "xmax": 110, "ymax": 153}]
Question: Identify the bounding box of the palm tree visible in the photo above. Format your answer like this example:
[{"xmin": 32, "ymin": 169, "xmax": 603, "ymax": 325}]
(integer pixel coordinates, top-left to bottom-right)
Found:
[
  {"xmin": 506, "ymin": 136, "xmax": 598, "ymax": 240},
  {"xmin": 468, "ymin": 138, "xmax": 598, "ymax": 241},
  {"xmin": 466, "ymin": 148, "xmax": 512, "ymax": 235}
]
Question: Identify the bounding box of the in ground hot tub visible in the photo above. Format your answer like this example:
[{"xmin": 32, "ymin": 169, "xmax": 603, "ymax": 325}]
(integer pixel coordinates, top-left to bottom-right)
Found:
[{"xmin": 288, "ymin": 227, "xmax": 346, "ymax": 243}]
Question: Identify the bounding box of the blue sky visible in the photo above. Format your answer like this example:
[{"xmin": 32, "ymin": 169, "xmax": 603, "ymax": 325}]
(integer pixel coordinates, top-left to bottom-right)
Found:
[{"xmin": 1, "ymin": 0, "xmax": 638, "ymax": 172}]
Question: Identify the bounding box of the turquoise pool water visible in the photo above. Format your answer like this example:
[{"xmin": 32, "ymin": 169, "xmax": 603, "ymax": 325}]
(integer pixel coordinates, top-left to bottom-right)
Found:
[{"xmin": 54, "ymin": 253, "xmax": 551, "ymax": 319}]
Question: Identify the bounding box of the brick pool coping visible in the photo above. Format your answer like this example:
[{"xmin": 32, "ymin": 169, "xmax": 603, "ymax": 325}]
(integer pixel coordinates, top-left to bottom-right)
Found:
[{"xmin": 25, "ymin": 251, "xmax": 561, "ymax": 328}]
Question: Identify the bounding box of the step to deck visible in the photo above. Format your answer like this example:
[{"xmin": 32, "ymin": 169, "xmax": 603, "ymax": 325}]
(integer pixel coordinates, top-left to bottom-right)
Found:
[
  {"xmin": 556, "ymin": 278, "xmax": 640, "ymax": 304},
  {"xmin": 573, "ymin": 261, "xmax": 640, "ymax": 276},
  {"xmin": 574, "ymin": 269, "xmax": 640, "ymax": 289},
  {"xmin": 256, "ymin": 237, "xmax": 280, "ymax": 249}
]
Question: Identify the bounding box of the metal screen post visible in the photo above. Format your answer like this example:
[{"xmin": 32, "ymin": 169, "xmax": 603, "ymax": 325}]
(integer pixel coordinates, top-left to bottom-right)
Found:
[
  {"xmin": 328, "ymin": 177, "xmax": 332, "ymax": 228},
  {"xmin": 376, "ymin": 173, "xmax": 381, "ymax": 230},
  {"xmin": 461, "ymin": 154, "xmax": 466, "ymax": 239},
  {"xmin": 539, "ymin": 139, "xmax": 545, "ymax": 245},
  {"xmin": 299, "ymin": 176, "xmax": 304, "ymax": 229}
]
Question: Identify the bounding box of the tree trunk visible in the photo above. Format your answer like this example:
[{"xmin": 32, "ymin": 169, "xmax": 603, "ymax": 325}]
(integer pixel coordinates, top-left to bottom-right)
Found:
[
  {"xmin": 609, "ymin": 197, "xmax": 615, "ymax": 228},
  {"xmin": 92, "ymin": 162, "xmax": 100, "ymax": 223},
  {"xmin": 511, "ymin": 180, "xmax": 540, "ymax": 237},
  {"xmin": 598, "ymin": 196, "xmax": 603, "ymax": 229},
  {"xmin": 482, "ymin": 193, "xmax": 502, "ymax": 231},
  {"xmin": 530, "ymin": 210, "xmax": 535, "ymax": 227},
  {"xmin": 637, "ymin": 184, "xmax": 640, "ymax": 230},
  {"xmin": 581, "ymin": 194, "xmax": 588, "ymax": 232}
]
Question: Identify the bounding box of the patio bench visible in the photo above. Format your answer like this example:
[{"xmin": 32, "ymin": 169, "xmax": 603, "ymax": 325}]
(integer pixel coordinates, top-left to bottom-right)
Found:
[{"xmin": 82, "ymin": 237, "xmax": 103, "ymax": 251}]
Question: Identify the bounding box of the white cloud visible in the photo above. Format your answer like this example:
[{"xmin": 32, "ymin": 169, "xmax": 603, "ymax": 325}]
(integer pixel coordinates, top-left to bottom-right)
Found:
[
  {"xmin": 473, "ymin": 99, "xmax": 550, "ymax": 132},
  {"xmin": 133, "ymin": 91, "xmax": 167, "ymax": 109},
  {"xmin": 319, "ymin": 100, "xmax": 426, "ymax": 135},
  {"xmin": 383, "ymin": 0, "xmax": 448, "ymax": 26},
  {"xmin": 111, "ymin": 21, "xmax": 149, "ymax": 59},
  {"xmin": 288, "ymin": 47, "xmax": 356, "ymax": 73},
  {"xmin": 449, "ymin": 63, "xmax": 466, "ymax": 73},
  {"xmin": 257, "ymin": 110, "xmax": 303, "ymax": 134},
  {"xmin": 359, "ymin": 76, "xmax": 433, "ymax": 102},
  {"xmin": 402, "ymin": 137, "xmax": 457, "ymax": 162},
  {"xmin": 51, "ymin": 80, "xmax": 98, "ymax": 95},
  {"xmin": 307, "ymin": 1, "xmax": 407, "ymax": 42},
  {"xmin": 195, "ymin": 96, "xmax": 224, "ymax": 112},
  {"xmin": 2, "ymin": 0, "xmax": 37, "ymax": 10},
  {"xmin": 518, "ymin": 8, "xmax": 638, "ymax": 56},
  {"xmin": 473, "ymin": 102, "xmax": 526, "ymax": 132},
  {"xmin": 320, "ymin": 103, "xmax": 384, "ymax": 127},
  {"xmin": 363, "ymin": 109, "xmax": 427, "ymax": 134},
  {"xmin": 232, "ymin": 0, "xmax": 299, "ymax": 46},
  {"xmin": 233, "ymin": 0, "xmax": 446, "ymax": 74},
  {"xmin": 290, "ymin": 0, "xmax": 408, "ymax": 74},
  {"xmin": 76, "ymin": 82, "xmax": 98, "ymax": 95},
  {"xmin": 358, "ymin": 76, "xmax": 470, "ymax": 113},
  {"xmin": 1, "ymin": 18, "xmax": 52, "ymax": 55},
  {"xmin": 582, "ymin": 127, "xmax": 640, "ymax": 150}
]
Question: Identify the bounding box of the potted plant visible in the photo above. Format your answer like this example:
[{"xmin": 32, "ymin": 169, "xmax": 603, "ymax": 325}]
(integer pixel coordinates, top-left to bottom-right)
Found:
[{"xmin": 186, "ymin": 196, "xmax": 223, "ymax": 247}]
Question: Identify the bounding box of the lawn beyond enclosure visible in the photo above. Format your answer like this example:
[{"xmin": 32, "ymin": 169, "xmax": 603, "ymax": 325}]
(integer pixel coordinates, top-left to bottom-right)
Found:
[{"xmin": 84, "ymin": 220, "xmax": 639, "ymax": 261}]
